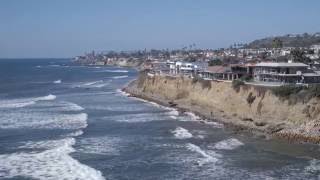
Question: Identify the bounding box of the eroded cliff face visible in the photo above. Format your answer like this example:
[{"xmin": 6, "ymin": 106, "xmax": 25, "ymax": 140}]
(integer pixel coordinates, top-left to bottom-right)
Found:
[{"xmin": 126, "ymin": 74, "xmax": 320, "ymax": 143}]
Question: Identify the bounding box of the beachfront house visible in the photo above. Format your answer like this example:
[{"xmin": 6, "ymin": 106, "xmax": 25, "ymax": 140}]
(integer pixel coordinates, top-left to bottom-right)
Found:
[
  {"xmin": 168, "ymin": 61, "xmax": 199, "ymax": 75},
  {"xmin": 152, "ymin": 61, "xmax": 170, "ymax": 75},
  {"xmin": 253, "ymin": 62, "xmax": 320, "ymax": 84},
  {"xmin": 199, "ymin": 64, "xmax": 247, "ymax": 81}
]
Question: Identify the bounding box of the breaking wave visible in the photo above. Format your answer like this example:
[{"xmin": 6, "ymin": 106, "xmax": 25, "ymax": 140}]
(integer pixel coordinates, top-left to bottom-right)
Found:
[
  {"xmin": 97, "ymin": 70, "xmax": 128, "ymax": 73},
  {"xmin": 201, "ymin": 120, "xmax": 224, "ymax": 128},
  {"xmin": 48, "ymin": 64, "xmax": 61, "ymax": 67},
  {"xmin": 36, "ymin": 94, "xmax": 56, "ymax": 101},
  {"xmin": 0, "ymin": 101, "xmax": 36, "ymax": 109},
  {"xmin": 112, "ymin": 75, "xmax": 128, "ymax": 79},
  {"xmin": 62, "ymin": 102, "xmax": 85, "ymax": 111},
  {"xmin": 172, "ymin": 127, "xmax": 193, "ymax": 139},
  {"xmin": 74, "ymin": 80, "xmax": 110, "ymax": 88},
  {"xmin": 64, "ymin": 130, "xmax": 84, "ymax": 137},
  {"xmin": 0, "ymin": 138, "xmax": 105, "ymax": 180},
  {"xmin": 186, "ymin": 143, "xmax": 221, "ymax": 166},
  {"xmin": 0, "ymin": 112, "xmax": 88, "ymax": 129},
  {"xmin": 83, "ymin": 80, "xmax": 103, "ymax": 86},
  {"xmin": 77, "ymin": 136, "xmax": 122, "ymax": 155},
  {"xmin": 116, "ymin": 89, "xmax": 130, "ymax": 96},
  {"xmin": 53, "ymin": 79, "xmax": 62, "ymax": 84},
  {"xmin": 0, "ymin": 94, "xmax": 56, "ymax": 109},
  {"xmin": 183, "ymin": 112, "xmax": 201, "ymax": 121},
  {"xmin": 213, "ymin": 138, "xmax": 244, "ymax": 150}
]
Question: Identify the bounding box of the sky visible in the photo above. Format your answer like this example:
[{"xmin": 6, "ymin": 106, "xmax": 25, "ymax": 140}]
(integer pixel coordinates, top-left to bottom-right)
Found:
[{"xmin": 0, "ymin": 0, "xmax": 320, "ymax": 58}]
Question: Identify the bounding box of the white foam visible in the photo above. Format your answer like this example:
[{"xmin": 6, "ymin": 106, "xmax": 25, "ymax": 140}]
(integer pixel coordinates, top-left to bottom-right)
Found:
[
  {"xmin": 112, "ymin": 75, "xmax": 128, "ymax": 79},
  {"xmin": 186, "ymin": 143, "xmax": 221, "ymax": 166},
  {"xmin": 83, "ymin": 80, "xmax": 103, "ymax": 86},
  {"xmin": 74, "ymin": 80, "xmax": 110, "ymax": 88},
  {"xmin": 65, "ymin": 130, "xmax": 84, "ymax": 137},
  {"xmin": 36, "ymin": 94, "xmax": 56, "ymax": 101},
  {"xmin": 19, "ymin": 137, "xmax": 75, "ymax": 150},
  {"xmin": 91, "ymin": 82, "xmax": 109, "ymax": 88},
  {"xmin": 168, "ymin": 110, "xmax": 179, "ymax": 116},
  {"xmin": 169, "ymin": 115, "xmax": 177, "ymax": 119},
  {"xmin": 213, "ymin": 138, "xmax": 244, "ymax": 150},
  {"xmin": 53, "ymin": 80, "xmax": 62, "ymax": 84},
  {"xmin": 0, "ymin": 138, "xmax": 105, "ymax": 180},
  {"xmin": 116, "ymin": 89, "xmax": 130, "ymax": 96},
  {"xmin": 0, "ymin": 112, "xmax": 88, "ymax": 130},
  {"xmin": 0, "ymin": 94, "xmax": 56, "ymax": 109},
  {"xmin": 97, "ymin": 70, "xmax": 128, "ymax": 73},
  {"xmin": 202, "ymin": 121, "xmax": 224, "ymax": 128},
  {"xmin": 114, "ymin": 112, "xmax": 166, "ymax": 123},
  {"xmin": 305, "ymin": 159, "xmax": 320, "ymax": 174},
  {"xmin": 63, "ymin": 102, "xmax": 85, "ymax": 111},
  {"xmin": 184, "ymin": 112, "xmax": 201, "ymax": 121},
  {"xmin": 48, "ymin": 64, "xmax": 60, "ymax": 67},
  {"xmin": 172, "ymin": 127, "xmax": 193, "ymax": 139},
  {"xmin": 0, "ymin": 101, "xmax": 35, "ymax": 108},
  {"xmin": 77, "ymin": 136, "xmax": 121, "ymax": 155}
]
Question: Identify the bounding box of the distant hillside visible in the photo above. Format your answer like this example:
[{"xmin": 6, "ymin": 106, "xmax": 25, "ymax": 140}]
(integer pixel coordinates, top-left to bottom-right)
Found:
[{"xmin": 245, "ymin": 32, "xmax": 320, "ymax": 49}]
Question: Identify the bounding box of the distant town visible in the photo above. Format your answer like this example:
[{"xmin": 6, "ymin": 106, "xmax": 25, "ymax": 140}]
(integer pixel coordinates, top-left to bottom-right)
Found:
[{"xmin": 74, "ymin": 32, "xmax": 320, "ymax": 86}]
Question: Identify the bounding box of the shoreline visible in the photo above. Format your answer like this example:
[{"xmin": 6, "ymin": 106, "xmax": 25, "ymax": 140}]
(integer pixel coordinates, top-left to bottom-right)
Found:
[
  {"xmin": 122, "ymin": 77, "xmax": 320, "ymax": 144},
  {"xmin": 122, "ymin": 80, "xmax": 272, "ymax": 141}
]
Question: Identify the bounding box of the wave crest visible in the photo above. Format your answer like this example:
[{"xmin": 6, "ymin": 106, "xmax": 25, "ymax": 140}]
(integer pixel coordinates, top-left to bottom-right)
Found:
[{"xmin": 172, "ymin": 127, "xmax": 193, "ymax": 139}]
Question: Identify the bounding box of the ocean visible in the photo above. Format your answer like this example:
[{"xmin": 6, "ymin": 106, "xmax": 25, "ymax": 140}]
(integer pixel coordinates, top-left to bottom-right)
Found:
[{"xmin": 0, "ymin": 58, "xmax": 320, "ymax": 180}]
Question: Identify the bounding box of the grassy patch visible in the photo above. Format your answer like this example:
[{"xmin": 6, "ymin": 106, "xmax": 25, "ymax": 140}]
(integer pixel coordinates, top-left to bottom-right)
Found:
[
  {"xmin": 192, "ymin": 76, "xmax": 212, "ymax": 89},
  {"xmin": 232, "ymin": 80, "xmax": 245, "ymax": 92},
  {"xmin": 271, "ymin": 84, "xmax": 320, "ymax": 104},
  {"xmin": 271, "ymin": 85, "xmax": 303, "ymax": 99}
]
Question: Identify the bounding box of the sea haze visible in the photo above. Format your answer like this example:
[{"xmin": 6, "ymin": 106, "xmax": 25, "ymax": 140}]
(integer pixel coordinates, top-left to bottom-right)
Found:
[{"xmin": 0, "ymin": 59, "xmax": 320, "ymax": 179}]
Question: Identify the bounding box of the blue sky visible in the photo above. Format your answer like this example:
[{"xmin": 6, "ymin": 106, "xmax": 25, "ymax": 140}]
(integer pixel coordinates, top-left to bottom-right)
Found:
[{"xmin": 0, "ymin": 0, "xmax": 319, "ymax": 58}]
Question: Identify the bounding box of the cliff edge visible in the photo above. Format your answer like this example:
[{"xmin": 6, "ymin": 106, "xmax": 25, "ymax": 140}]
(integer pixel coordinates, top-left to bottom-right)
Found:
[{"xmin": 124, "ymin": 73, "xmax": 320, "ymax": 144}]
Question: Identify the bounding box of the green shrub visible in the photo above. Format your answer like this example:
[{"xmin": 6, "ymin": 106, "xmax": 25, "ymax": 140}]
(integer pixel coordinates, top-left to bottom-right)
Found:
[
  {"xmin": 232, "ymin": 80, "xmax": 245, "ymax": 92},
  {"xmin": 307, "ymin": 84, "xmax": 320, "ymax": 98},
  {"xmin": 271, "ymin": 84, "xmax": 320, "ymax": 104},
  {"xmin": 271, "ymin": 85, "xmax": 303, "ymax": 98},
  {"xmin": 200, "ymin": 80, "xmax": 212, "ymax": 89},
  {"xmin": 192, "ymin": 76, "xmax": 212, "ymax": 89},
  {"xmin": 246, "ymin": 92, "xmax": 256, "ymax": 105},
  {"xmin": 192, "ymin": 76, "xmax": 201, "ymax": 84},
  {"xmin": 240, "ymin": 75, "xmax": 252, "ymax": 82},
  {"xmin": 208, "ymin": 59, "xmax": 223, "ymax": 66}
]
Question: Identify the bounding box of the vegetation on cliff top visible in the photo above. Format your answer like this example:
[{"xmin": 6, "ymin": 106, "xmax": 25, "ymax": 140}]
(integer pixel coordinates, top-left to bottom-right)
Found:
[
  {"xmin": 232, "ymin": 80, "xmax": 245, "ymax": 92},
  {"xmin": 271, "ymin": 84, "xmax": 320, "ymax": 104},
  {"xmin": 192, "ymin": 76, "xmax": 212, "ymax": 89}
]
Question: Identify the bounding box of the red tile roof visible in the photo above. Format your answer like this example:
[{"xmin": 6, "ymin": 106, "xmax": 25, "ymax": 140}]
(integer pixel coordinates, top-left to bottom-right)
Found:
[{"xmin": 206, "ymin": 66, "xmax": 231, "ymax": 73}]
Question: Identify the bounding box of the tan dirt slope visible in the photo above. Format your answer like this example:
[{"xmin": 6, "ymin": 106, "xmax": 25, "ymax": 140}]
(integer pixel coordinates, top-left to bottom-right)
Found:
[{"xmin": 124, "ymin": 74, "xmax": 320, "ymax": 144}]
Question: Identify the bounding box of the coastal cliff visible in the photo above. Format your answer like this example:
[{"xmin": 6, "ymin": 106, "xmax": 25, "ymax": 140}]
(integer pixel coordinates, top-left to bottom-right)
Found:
[
  {"xmin": 124, "ymin": 73, "xmax": 320, "ymax": 143},
  {"xmin": 74, "ymin": 58, "xmax": 144, "ymax": 68},
  {"xmin": 105, "ymin": 58, "xmax": 143, "ymax": 68}
]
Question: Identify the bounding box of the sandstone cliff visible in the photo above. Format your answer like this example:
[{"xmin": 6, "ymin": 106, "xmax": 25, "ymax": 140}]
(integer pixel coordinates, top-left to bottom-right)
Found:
[{"xmin": 125, "ymin": 74, "xmax": 320, "ymax": 143}]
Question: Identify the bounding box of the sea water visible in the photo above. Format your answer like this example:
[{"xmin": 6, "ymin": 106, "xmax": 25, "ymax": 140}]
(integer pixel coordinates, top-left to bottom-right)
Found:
[{"xmin": 0, "ymin": 58, "xmax": 320, "ymax": 180}]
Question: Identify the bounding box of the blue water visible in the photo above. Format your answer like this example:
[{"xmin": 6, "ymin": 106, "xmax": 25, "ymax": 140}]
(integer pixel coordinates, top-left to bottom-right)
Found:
[{"xmin": 0, "ymin": 59, "xmax": 320, "ymax": 180}]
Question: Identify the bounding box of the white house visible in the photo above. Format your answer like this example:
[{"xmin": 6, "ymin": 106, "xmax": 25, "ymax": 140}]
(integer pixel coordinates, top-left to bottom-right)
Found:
[
  {"xmin": 311, "ymin": 44, "xmax": 320, "ymax": 54},
  {"xmin": 253, "ymin": 62, "xmax": 320, "ymax": 84},
  {"xmin": 168, "ymin": 61, "xmax": 198, "ymax": 75}
]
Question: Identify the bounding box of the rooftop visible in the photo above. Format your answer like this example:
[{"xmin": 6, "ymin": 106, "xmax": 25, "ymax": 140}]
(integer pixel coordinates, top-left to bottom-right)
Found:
[
  {"xmin": 255, "ymin": 62, "xmax": 308, "ymax": 67},
  {"xmin": 206, "ymin": 66, "xmax": 231, "ymax": 73}
]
